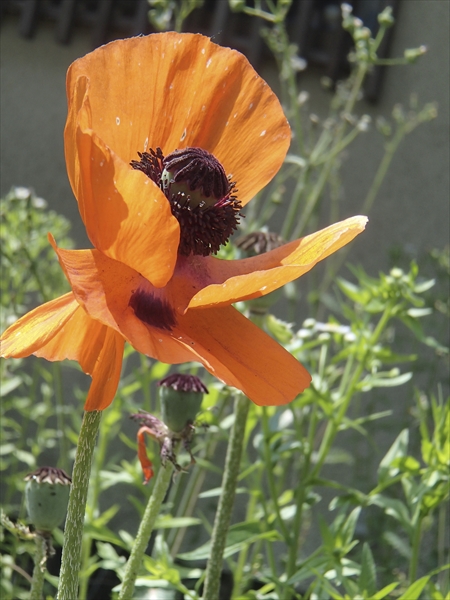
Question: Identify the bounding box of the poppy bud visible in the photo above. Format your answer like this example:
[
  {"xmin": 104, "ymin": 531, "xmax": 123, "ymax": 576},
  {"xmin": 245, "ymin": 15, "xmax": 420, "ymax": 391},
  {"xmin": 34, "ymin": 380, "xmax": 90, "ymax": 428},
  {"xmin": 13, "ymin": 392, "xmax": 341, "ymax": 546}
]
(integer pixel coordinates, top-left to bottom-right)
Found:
[
  {"xmin": 24, "ymin": 467, "xmax": 71, "ymax": 532},
  {"xmin": 159, "ymin": 373, "xmax": 207, "ymax": 433}
]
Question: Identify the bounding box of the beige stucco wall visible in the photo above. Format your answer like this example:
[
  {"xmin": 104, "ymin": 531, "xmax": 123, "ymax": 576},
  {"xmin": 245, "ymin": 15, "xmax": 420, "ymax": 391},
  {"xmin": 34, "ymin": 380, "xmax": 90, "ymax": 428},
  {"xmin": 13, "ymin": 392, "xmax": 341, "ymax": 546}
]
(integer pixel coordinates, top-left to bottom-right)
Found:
[{"xmin": 1, "ymin": 0, "xmax": 449, "ymax": 271}]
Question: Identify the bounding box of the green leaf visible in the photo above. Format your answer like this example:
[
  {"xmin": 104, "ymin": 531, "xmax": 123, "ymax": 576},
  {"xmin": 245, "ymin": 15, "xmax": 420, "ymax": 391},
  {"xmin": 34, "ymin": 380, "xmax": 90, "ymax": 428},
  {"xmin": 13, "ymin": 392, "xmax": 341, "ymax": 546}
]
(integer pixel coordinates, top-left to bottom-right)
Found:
[
  {"xmin": 340, "ymin": 507, "xmax": 361, "ymax": 547},
  {"xmin": 397, "ymin": 575, "xmax": 429, "ymax": 600},
  {"xmin": 177, "ymin": 521, "xmax": 279, "ymax": 561},
  {"xmin": 154, "ymin": 516, "xmax": 201, "ymax": 529},
  {"xmin": 358, "ymin": 542, "xmax": 377, "ymax": 595},
  {"xmin": 378, "ymin": 429, "xmax": 409, "ymax": 484},
  {"xmin": 390, "ymin": 455, "xmax": 421, "ymax": 474},
  {"xmin": 287, "ymin": 555, "xmax": 329, "ymax": 585},
  {"xmin": 83, "ymin": 524, "xmax": 127, "ymax": 549},
  {"xmin": 371, "ymin": 581, "xmax": 400, "ymax": 599},
  {"xmin": 372, "ymin": 372, "xmax": 413, "ymax": 388},
  {"xmin": 371, "ymin": 495, "xmax": 412, "ymax": 529},
  {"xmin": 198, "ymin": 486, "xmax": 246, "ymax": 498},
  {"xmin": 382, "ymin": 531, "xmax": 412, "ymax": 559},
  {"xmin": 319, "ymin": 514, "xmax": 335, "ymax": 551},
  {"xmin": 0, "ymin": 376, "xmax": 23, "ymax": 396}
]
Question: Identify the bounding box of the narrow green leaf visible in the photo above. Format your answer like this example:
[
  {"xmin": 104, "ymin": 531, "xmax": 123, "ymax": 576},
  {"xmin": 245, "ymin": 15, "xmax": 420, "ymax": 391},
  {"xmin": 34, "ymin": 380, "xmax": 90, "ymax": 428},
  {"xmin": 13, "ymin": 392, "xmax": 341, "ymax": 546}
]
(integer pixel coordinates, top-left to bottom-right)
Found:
[
  {"xmin": 378, "ymin": 429, "xmax": 409, "ymax": 484},
  {"xmin": 371, "ymin": 581, "xmax": 400, "ymax": 599},
  {"xmin": 358, "ymin": 542, "xmax": 377, "ymax": 595},
  {"xmin": 177, "ymin": 521, "xmax": 279, "ymax": 561},
  {"xmin": 397, "ymin": 575, "xmax": 429, "ymax": 600}
]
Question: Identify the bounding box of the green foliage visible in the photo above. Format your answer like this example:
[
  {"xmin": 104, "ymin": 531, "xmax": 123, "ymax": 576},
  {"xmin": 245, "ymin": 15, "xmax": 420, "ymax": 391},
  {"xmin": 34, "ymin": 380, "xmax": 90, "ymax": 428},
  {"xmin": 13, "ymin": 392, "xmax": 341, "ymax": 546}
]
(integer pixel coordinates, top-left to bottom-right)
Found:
[{"xmin": 0, "ymin": 187, "xmax": 72, "ymax": 331}]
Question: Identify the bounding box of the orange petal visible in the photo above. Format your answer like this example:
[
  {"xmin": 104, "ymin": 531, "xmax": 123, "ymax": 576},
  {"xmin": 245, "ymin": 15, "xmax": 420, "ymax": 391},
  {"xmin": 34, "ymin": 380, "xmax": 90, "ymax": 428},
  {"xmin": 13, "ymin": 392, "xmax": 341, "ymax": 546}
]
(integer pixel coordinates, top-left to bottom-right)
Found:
[
  {"xmin": 32, "ymin": 302, "xmax": 125, "ymax": 411},
  {"xmin": 188, "ymin": 216, "xmax": 368, "ymax": 309},
  {"xmin": 34, "ymin": 304, "xmax": 106, "ymax": 372},
  {"xmin": 84, "ymin": 326, "xmax": 124, "ymax": 411},
  {"xmin": 137, "ymin": 427, "xmax": 155, "ymax": 484},
  {"xmin": 66, "ymin": 33, "xmax": 290, "ymax": 206},
  {"xmin": 0, "ymin": 293, "xmax": 79, "ymax": 358},
  {"xmin": 66, "ymin": 86, "xmax": 179, "ymax": 287},
  {"xmin": 27, "ymin": 299, "xmax": 124, "ymax": 410},
  {"xmin": 178, "ymin": 305, "xmax": 311, "ymax": 406}
]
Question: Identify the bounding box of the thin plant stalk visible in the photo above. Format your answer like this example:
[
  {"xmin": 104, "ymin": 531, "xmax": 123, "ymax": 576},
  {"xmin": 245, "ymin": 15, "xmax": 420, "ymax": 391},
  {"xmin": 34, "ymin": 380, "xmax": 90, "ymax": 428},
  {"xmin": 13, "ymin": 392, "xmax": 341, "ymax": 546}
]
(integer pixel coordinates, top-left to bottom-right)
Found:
[
  {"xmin": 118, "ymin": 461, "xmax": 175, "ymax": 600},
  {"xmin": 202, "ymin": 394, "xmax": 250, "ymax": 600},
  {"xmin": 168, "ymin": 396, "xmax": 228, "ymax": 558},
  {"xmin": 57, "ymin": 410, "xmax": 102, "ymax": 600},
  {"xmin": 409, "ymin": 514, "xmax": 424, "ymax": 585},
  {"xmin": 29, "ymin": 533, "xmax": 47, "ymax": 600}
]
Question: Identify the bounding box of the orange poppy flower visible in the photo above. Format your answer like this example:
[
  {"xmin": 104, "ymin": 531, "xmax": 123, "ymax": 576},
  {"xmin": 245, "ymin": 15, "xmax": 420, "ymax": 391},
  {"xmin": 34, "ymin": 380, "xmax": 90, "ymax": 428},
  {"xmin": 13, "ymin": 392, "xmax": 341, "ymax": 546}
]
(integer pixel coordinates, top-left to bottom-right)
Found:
[{"xmin": 0, "ymin": 33, "xmax": 367, "ymax": 411}]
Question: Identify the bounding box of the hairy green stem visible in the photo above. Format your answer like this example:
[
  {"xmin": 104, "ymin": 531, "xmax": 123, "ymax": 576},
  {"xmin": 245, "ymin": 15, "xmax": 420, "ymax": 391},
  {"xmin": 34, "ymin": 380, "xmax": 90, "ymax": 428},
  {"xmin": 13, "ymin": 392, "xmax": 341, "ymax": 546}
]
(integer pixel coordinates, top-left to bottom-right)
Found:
[
  {"xmin": 78, "ymin": 408, "xmax": 116, "ymax": 600},
  {"xmin": 57, "ymin": 410, "xmax": 102, "ymax": 600},
  {"xmin": 169, "ymin": 397, "xmax": 228, "ymax": 557},
  {"xmin": 30, "ymin": 533, "xmax": 47, "ymax": 600},
  {"xmin": 119, "ymin": 461, "xmax": 175, "ymax": 600},
  {"xmin": 202, "ymin": 394, "xmax": 250, "ymax": 600}
]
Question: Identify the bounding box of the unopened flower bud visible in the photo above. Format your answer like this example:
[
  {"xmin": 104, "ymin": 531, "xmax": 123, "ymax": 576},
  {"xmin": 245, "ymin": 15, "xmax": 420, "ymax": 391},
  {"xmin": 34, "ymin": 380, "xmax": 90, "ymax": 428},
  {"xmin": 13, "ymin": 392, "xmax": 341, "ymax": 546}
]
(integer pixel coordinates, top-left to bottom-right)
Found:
[
  {"xmin": 24, "ymin": 467, "xmax": 71, "ymax": 532},
  {"xmin": 159, "ymin": 374, "xmax": 207, "ymax": 433},
  {"xmin": 357, "ymin": 115, "xmax": 371, "ymax": 132},
  {"xmin": 376, "ymin": 117, "xmax": 392, "ymax": 137},
  {"xmin": 354, "ymin": 27, "xmax": 371, "ymax": 42},
  {"xmin": 404, "ymin": 46, "xmax": 427, "ymax": 63},
  {"xmin": 378, "ymin": 6, "xmax": 395, "ymax": 28}
]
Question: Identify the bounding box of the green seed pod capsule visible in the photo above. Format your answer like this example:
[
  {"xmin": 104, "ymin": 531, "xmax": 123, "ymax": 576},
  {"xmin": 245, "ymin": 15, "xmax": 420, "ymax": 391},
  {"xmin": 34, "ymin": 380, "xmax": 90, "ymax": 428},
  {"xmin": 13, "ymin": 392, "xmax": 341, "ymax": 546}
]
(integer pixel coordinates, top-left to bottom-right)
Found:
[
  {"xmin": 24, "ymin": 467, "xmax": 71, "ymax": 532},
  {"xmin": 159, "ymin": 374, "xmax": 208, "ymax": 433}
]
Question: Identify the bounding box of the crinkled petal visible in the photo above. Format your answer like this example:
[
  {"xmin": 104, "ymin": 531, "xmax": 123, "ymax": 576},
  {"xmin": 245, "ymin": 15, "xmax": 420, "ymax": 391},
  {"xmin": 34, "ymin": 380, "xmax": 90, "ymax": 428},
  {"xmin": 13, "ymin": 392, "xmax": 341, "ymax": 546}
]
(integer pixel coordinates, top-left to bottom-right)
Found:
[
  {"xmin": 66, "ymin": 84, "xmax": 179, "ymax": 287},
  {"xmin": 33, "ymin": 302, "xmax": 125, "ymax": 411},
  {"xmin": 49, "ymin": 239, "xmax": 200, "ymax": 364},
  {"xmin": 178, "ymin": 305, "xmax": 311, "ymax": 405},
  {"xmin": 34, "ymin": 304, "xmax": 106, "ymax": 372},
  {"xmin": 84, "ymin": 327, "xmax": 124, "ymax": 411},
  {"xmin": 66, "ymin": 33, "xmax": 290, "ymax": 206},
  {"xmin": 0, "ymin": 293, "xmax": 79, "ymax": 358},
  {"xmin": 187, "ymin": 216, "xmax": 368, "ymax": 310}
]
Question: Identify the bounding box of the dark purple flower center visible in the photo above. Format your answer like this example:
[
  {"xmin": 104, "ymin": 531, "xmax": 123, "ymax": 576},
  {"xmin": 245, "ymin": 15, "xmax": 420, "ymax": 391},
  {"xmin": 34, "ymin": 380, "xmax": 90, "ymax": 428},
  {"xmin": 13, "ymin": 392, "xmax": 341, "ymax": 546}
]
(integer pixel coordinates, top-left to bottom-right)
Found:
[
  {"xmin": 129, "ymin": 289, "xmax": 176, "ymax": 331},
  {"xmin": 131, "ymin": 147, "xmax": 242, "ymax": 256}
]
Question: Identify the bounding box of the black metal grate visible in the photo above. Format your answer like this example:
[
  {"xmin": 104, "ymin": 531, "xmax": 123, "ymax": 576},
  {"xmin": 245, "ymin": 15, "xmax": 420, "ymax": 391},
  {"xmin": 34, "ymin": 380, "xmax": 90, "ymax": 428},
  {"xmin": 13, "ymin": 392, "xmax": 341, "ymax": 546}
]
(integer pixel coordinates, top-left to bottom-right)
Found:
[{"xmin": 1, "ymin": 0, "xmax": 399, "ymax": 102}]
